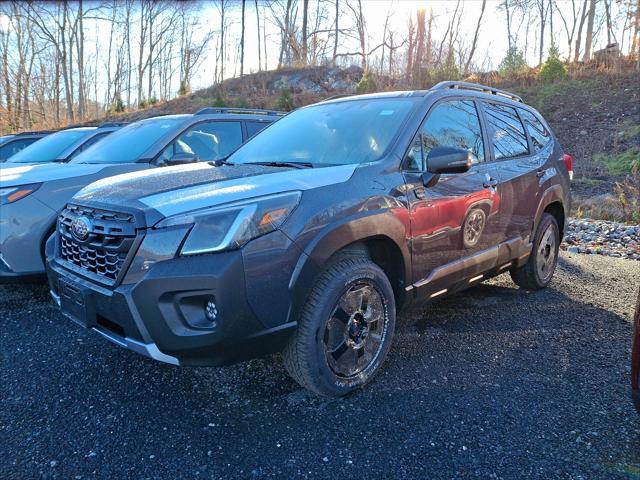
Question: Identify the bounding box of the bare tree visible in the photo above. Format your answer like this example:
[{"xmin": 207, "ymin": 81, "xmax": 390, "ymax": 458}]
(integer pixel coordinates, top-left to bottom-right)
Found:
[
  {"xmin": 464, "ymin": 0, "xmax": 487, "ymax": 74},
  {"xmin": 583, "ymin": 0, "xmax": 597, "ymax": 60},
  {"xmin": 240, "ymin": 0, "xmax": 246, "ymax": 76}
]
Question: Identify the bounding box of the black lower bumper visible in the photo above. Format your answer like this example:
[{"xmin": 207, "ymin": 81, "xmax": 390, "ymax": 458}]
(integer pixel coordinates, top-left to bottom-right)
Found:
[{"xmin": 47, "ymin": 252, "xmax": 295, "ymax": 366}]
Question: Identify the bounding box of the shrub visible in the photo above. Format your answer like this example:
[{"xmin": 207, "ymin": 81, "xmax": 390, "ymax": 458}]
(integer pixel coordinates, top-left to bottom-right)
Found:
[
  {"xmin": 109, "ymin": 95, "xmax": 125, "ymax": 114},
  {"xmin": 614, "ymin": 160, "xmax": 640, "ymax": 223},
  {"xmin": 213, "ymin": 94, "xmax": 228, "ymax": 107},
  {"xmin": 178, "ymin": 80, "xmax": 191, "ymax": 96},
  {"xmin": 276, "ymin": 88, "xmax": 294, "ymax": 111},
  {"xmin": 538, "ymin": 46, "xmax": 567, "ymax": 83},
  {"xmin": 356, "ymin": 71, "xmax": 377, "ymax": 94},
  {"xmin": 429, "ymin": 51, "xmax": 461, "ymax": 84},
  {"xmin": 498, "ymin": 47, "xmax": 529, "ymax": 80}
]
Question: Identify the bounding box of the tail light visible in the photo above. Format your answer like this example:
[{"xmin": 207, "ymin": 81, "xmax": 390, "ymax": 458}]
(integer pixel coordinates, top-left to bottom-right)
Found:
[{"xmin": 562, "ymin": 153, "xmax": 573, "ymax": 181}]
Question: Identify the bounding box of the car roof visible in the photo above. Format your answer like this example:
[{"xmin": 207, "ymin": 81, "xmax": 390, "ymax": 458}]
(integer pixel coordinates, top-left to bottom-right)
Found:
[{"xmin": 316, "ymin": 81, "xmax": 531, "ymax": 110}]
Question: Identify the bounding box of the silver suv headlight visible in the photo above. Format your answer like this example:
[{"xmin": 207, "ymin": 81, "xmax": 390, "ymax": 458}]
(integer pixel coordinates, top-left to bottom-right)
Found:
[{"xmin": 155, "ymin": 191, "xmax": 301, "ymax": 256}]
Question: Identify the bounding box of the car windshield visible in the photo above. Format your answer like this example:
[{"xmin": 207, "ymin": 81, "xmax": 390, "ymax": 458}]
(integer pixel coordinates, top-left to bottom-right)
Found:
[
  {"xmin": 230, "ymin": 98, "xmax": 417, "ymax": 166},
  {"xmin": 7, "ymin": 129, "xmax": 94, "ymax": 163},
  {"xmin": 72, "ymin": 117, "xmax": 188, "ymax": 164}
]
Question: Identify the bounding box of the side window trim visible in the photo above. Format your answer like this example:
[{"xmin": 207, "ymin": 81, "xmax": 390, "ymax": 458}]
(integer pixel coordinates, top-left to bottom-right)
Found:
[
  {"xmin": 474, "ymin": 99, "xmax": 494, "ymax": 163},
  {"xmin": 514, "ymin": 107, "xmax": 534, "ymax": 155}
]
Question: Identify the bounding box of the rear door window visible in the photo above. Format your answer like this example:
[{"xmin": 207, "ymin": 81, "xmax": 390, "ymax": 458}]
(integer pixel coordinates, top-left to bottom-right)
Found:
[
  {"xmin": 246, "ymin": 121, "xmax": 271, "ymax": 138},
  {"xmin": 519, "ymin": 109, "xmax": 552, "ymax": 152},
  {"xmin": 419, "ymin": 99, "xmax": 485, "ymax": 167},
  {"xmin": 481, "ymin": 102, "xmax": 529, "ymax": 160}
]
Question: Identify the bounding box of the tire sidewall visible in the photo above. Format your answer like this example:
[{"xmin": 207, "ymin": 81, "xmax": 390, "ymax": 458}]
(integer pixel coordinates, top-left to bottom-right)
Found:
[
  {"xmin": 532, "ymin": 214, "xmax": 560, "ymax": 287},
  {"xmin": 308, "ymin": 261, "xmax": 396, "ymax": 396}
]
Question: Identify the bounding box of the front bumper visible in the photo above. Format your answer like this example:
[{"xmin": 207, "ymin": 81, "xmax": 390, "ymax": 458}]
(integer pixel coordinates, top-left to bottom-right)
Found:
[
  {"xmin": 0, "ymin": 195, "xmax": 57, "ymax": 282},
  {"xmin": 47, "ymin": 250, "xmax": 296, "ymax": 366}
]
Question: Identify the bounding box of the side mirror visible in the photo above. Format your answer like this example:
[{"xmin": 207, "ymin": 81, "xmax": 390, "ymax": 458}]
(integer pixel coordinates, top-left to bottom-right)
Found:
[
  {"xmin": 426, "ymin": 146, "xmax": 473, "ymax": 175},
  {"xmin": 167, "ymin": 152, "xmax": 199, "ymax": 165}
]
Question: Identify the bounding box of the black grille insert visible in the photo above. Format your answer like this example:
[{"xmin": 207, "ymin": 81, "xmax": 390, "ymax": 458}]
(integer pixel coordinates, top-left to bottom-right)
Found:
[{"xmin": 58, "ymin": 204, "xmax": 138, "ymax": 283}]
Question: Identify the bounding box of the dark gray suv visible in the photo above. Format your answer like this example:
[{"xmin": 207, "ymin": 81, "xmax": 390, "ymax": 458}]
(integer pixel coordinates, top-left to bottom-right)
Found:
[{"xmin": 47, "ymin": 83, "xmax": 572, "ymax": 396}]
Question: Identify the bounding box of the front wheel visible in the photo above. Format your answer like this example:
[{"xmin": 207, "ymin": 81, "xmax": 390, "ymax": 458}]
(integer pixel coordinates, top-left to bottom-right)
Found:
[
  {"xmin": 283, "ymin": 256, "xmax": 396, "ymax": 397},
  {"xmin": 510, "ymin": 213, "xmax": 560, "ymax": 290}
]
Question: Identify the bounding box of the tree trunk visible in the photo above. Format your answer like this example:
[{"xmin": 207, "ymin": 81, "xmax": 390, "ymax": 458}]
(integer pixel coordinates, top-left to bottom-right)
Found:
[
  {"xmin": 574, "ymin": 0, "xmax": 588, "ymax": 61},
  {"xmin": 240, "ymin": 0, "xmax": 245, "ymax": 76},
  {"xmin": 77, "ymin": 0, "xmax": 85, "ymax": 119},
  {"xmin": 464, "ymin": 0, "xmax": 486, "ymax": 74},
  {"xmin": 582, "ymin": 0, "xmax": 596, "ymax": 61},
  {"xmin": 301, "ymin": 0, "xmax": 309, "ymax": 65},
  {"xmin": 254, "ymin": 0, "xmax": 261, "ymax": 71},
  {"xmin": 332, "ymin": 0, "xmax": 339, "ymax": 65},
  {"xmin": 278, "ymin": 0, "xmax": 291, "ymax": 68}
]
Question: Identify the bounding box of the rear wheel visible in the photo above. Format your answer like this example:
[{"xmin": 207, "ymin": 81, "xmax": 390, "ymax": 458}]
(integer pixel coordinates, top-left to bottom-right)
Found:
[
  {"xmin": 510, "ymin": 213, "xmax": 559, "ymax": 290},
  {"xmin": 283, "ymin": 256, "xmax": 396, "ymax": 397}
]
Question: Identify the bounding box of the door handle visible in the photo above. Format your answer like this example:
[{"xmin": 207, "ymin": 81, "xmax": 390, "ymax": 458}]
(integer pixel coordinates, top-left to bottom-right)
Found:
[
  {"xmin": 536, "ymin": 168, "xmax": 545, "ymax": 178},
  {"xmin": 483, "ymin": 178, "xmax": 498, "ymax": 188}
]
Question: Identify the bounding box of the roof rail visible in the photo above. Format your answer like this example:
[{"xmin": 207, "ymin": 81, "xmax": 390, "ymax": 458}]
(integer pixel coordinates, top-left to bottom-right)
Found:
[
  {"xmin": 195, "ymin": 107, "xmax": 284, "ymax": 116},
  {"xmin": 15, "ymin": 130, "xmax": 55, "ymax": 136},
  {"xmin": 98, "ymin": 121, "xmax": 128, "ymax": 128},
  {"xmin": 323, "ymin": 93, "xmax": 355, "ymax": 101},
  {"xmin": 432, "ymin": 81, "xmax": 523, "ymax": 103}
]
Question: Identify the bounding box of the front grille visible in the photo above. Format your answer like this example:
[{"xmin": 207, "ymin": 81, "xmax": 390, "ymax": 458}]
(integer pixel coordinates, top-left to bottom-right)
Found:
[{"xmin": 58, "ymin": 204, "xmax": 138, "ymax": 283}]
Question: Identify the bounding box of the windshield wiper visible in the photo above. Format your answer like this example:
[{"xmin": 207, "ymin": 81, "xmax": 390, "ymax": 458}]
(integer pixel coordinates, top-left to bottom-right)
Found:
[
  {"xmin": 250, "ymin": 161, "xmax": 313, "ymax": 169},
  {"xmin": 208, "ymin": 156, "xmax": 234, "ymax": 167}
]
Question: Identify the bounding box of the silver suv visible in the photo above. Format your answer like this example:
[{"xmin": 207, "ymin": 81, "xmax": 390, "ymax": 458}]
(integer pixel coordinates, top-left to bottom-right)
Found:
[{"xmin": 0, "ymin": 109, "xmax": 281, "ymax": 281}]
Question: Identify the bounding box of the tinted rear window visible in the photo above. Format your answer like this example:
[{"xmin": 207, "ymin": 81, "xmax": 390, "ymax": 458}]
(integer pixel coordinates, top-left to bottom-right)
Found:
[
  {"xmin": 482, "ymin": 102, "xmax": 529, "ymax": 160},
  {"xmin": 246, "ymin": 121, "xmax": 272, "ymax": 138},
  {"xmin": 519, "ymin": 109, "xmax": 552, "ymax": 152}
]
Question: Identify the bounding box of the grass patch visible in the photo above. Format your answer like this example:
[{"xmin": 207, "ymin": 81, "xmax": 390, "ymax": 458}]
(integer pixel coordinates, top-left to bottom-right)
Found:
[
  {"xmin": 595, "ymin": 147, "xmax": 640, "ymax": 175},
  {"xmin": 619, "ymin": 121, "xmax": 640, "ymax": 141}
]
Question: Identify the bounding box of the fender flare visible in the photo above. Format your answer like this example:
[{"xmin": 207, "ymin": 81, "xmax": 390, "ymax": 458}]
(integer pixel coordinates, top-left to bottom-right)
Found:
[
  {"xmin": 532, "ymin": 184, "xmax": 566, "ymax": 238},
  {"xmin": 286, "ymin": 209, "xmax": 411, "ymax": 323}
]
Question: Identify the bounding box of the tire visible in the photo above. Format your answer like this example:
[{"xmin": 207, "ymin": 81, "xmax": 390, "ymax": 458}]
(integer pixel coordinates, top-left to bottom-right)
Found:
[
  {"xmin": 510, "ymin": 213, "xmax": 560, "ymax": 290},
  {"xmin": 283, "ymin": 256, "xmax": 396, "ymax": 397}
]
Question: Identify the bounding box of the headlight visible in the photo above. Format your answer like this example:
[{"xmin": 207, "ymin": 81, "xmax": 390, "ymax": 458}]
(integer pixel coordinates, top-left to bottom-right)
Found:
[
  {"xmin": 156, "ymin": 191, "xmax": 301, "ymax": 256},
  {"xmin": 0, "ymin": 183, "xmax": 42, "ymax": 205}
]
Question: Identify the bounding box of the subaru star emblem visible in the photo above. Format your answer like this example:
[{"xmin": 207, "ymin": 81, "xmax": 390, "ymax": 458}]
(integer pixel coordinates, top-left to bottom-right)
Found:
[{"xmin": 71, "ymin": 216, "xmax": 91, "ymax": 241}]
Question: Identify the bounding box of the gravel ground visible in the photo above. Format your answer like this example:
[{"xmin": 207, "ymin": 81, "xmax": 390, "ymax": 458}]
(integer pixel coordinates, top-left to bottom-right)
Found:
[
  {"xmin": 562, "ymin": 218, "xmax": 640, "ymax": 260},
  {"xmin": 1, "ymin": 252, "xmax": 639, "ymax": 479}
]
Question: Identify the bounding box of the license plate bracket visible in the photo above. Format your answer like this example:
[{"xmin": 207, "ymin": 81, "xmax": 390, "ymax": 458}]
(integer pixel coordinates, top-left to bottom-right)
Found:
[{"xmin": 59, "ymin": 278, "xmax": 95, "ymax": 328}]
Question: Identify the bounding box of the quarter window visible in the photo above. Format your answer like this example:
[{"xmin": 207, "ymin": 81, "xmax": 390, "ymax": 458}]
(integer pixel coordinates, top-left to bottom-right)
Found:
[
  {"xmin": 482, "ymin": 102, "xmax": 529, "ymax": 160},
  {"xmin": 419, "ymin": 100, "xmax": 485, "ymax": 168},
  {"xmin": 519, "ymin": 109, "xmax": 551, "ymax": 152}
]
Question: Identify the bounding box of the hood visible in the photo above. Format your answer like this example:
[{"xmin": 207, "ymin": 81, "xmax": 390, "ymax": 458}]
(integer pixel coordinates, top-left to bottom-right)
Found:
[
  {"xmin": 0, "ymin": 162, "xmax": 121, "ymax": 187},
  {"xmin": 74, "ymin": 162, "xmax": 357, "ymax": 217}
]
